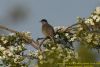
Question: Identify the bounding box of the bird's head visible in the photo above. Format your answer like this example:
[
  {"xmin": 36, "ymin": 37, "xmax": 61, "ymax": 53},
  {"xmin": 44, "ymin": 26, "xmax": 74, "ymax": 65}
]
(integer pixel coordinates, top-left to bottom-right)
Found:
[{"xmin": 40, "ymin": 19, "xmax": 48, "ymax": 24}]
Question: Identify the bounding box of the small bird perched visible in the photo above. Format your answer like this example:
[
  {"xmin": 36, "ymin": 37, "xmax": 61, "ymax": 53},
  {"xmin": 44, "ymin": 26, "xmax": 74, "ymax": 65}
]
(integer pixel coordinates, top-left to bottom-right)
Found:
[{"xmin": 40, "ymin": 19, "xmax": 55, "ymax": 42}]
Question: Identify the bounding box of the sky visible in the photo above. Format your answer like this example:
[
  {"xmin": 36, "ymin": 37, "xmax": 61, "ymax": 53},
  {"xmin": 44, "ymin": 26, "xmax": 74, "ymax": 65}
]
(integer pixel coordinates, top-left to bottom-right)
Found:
[{"xmin": 0, "ymin": 0, "xmax": 99, "ymax": 39}]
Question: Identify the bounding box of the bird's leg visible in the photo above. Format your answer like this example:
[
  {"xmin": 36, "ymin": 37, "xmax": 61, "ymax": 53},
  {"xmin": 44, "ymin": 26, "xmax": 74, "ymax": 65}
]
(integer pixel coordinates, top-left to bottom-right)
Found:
[
  {"xmin": 39, "ymin": 38, "xmax": 48, "ymax": 48},
  {"xmin": 36, "ymin": 37, "xmax": 48, "ymax": 47},
  {"xmin": 37, "ymin": 38, "xmax": 45, "ymax": 41},
  {"xmin": 36, "ymin": 37, "xmax": 45, "ymax": 45}
]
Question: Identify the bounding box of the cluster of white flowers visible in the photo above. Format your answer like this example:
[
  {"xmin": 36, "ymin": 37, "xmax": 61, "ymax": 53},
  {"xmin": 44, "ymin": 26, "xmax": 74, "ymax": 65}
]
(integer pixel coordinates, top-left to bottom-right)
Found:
[
  {"xmin": 0, "ymin": 45, "xmax": 25, "ymax": 62},
  {"xmin": 38, "ymin": 43, "xmax": 79, "ymax": 64},
  {"xmin": 92, "ymin": 15, "xmax": 100, "ymax": 22},
  {"xmin": 3, "ymin": 49, "xmax": 13, "ymax": 57},
  {"xmin": 54, "ymin": 26, "xmax": 77, "ymax": 42},
  {"xmin": 28, "ymin": 50, "xmax": 38, "ymax": 57},
  {"xmin": 51, "ymin": 47, "xmax": 56, "ymax": 50},
  {"xmin": 85, "ymin": 7, "xmax": 100, "ymax": 25},
  {"xmin": 69, "ymin": 36, "xmax": 77, "ymax": 42},
  {"xmin": 9, "ymin": 33, "xmax": 15, "ymax": 36},
  {"xmin": 94, "ymin": 7, "xmax": 100, "ymax": 14},
  {"xmin": 38, "ymin": 55, "xmax": 43, "ymax": 60},
  {"xmin": 85, "ymin": 18, "xmax": 94, "ymax": 25},
  {"xmin": 63, "ymin": 48, "xmax": 78, "ymax": 63},
  {"xmin": 85, "ymin": 33, "xmax": 100, "ymax": 46},
  {"xmin": 0, "ymin": 45, "xmax": 5, "ymax": 51},
  {"xmin": 0, "ymin": 33, "xmax": 27, "ymax": 66},
  {"xmin": 14, "ymin": 55, "xmax": 23, "ymax": 63},
  {"xmin": 65, "ymin": 33, "xmax": 77, "ymax": 42},
  {"xmin": 21, "ymin": 32, "xmax": 32, "ymax": 39},
  {"xmin": 85, "ymin": 33, "xmax": 93, "ymax": 43},
  {"xmin": 55, "ymin": 34, "xmax": 59, "ymax": 38},
  {"xmin": 54, "ymin": 26, "xmax": 67, "ymax": 32},
  {"xmin": 0, "ymin": 36, "xmax": 8, "ymax": 44}
]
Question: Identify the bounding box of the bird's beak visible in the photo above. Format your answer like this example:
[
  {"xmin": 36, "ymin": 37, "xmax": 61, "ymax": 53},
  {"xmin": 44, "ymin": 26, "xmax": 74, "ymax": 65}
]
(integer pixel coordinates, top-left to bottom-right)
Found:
[{"xmin": 40, "ymin": 21, "xmax": 42, "ymax": 23}]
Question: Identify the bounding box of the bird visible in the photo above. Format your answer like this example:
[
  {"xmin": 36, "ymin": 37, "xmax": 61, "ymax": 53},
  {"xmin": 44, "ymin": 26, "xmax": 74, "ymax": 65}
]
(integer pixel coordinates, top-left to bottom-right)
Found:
[{"xmin": 40, "ymin": 19, "xmax": 55, "ymax": 42}]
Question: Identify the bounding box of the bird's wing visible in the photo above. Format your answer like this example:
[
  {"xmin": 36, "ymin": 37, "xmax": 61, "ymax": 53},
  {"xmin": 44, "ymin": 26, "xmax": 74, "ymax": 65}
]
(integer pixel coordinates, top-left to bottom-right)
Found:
[
  {"xmin": 42, "ymin": 24, "xmax": 55, "ymax": 37},
  {"xmin": 47, "ymin": 24, "xmax": 55, "ymax": 36}
]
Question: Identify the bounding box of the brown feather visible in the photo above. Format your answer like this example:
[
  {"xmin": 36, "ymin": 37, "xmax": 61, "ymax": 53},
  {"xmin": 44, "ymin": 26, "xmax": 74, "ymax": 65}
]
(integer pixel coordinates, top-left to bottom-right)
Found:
[{"xmin": 42, "ymin": 23, "xmax": 55, "ymax": 38}]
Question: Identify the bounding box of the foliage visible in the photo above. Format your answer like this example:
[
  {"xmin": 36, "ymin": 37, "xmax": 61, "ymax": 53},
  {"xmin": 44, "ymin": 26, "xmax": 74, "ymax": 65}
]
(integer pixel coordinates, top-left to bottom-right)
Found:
[{"xmin": 0, "ymin": 32, "xmax": 31, "ymax": 67}]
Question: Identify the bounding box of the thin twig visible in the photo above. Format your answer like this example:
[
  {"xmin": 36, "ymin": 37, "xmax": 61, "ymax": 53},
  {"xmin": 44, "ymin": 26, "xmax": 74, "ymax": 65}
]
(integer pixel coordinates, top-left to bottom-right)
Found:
[
  {"xmin": 39, "ymin": 38, "xmax": 47, "ymax": 48},
  {"xmin": 0, "ymin": 25, "xmax": 18, "ymax": 33},
  {"xmin": 23, "ymin": 54, "xmax": 38, "ymax": 59},
  {"xmin": 65, "ymin": 23, "xmax": 80, "ymax": 31},
  {"xmin": 36, "ymin": 37, "xmax": 48, "ymax": 51}
]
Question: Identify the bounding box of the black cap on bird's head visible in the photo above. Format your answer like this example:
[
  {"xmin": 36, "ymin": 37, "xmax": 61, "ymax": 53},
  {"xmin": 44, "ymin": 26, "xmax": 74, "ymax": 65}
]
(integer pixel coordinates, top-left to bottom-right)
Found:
[
  {"xmin": 40, "ymin": 19, "xmax": 48, "ymax": 24},
  {"xmin": 40, "ymin": 19, "xmax": 47, "ymax": 22}
]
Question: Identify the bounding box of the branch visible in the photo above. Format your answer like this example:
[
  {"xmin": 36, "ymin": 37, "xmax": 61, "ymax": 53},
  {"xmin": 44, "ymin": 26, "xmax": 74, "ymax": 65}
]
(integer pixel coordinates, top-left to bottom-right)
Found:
[
  {"xmin": 39, "ymin": 38, "xmax": 47, "ymax": 48},
  {"xmin": 0, "ymin": 25, "xmax": 17, "ymax": 33},
  {"xmin": 65, "ymin": 23, "xmax": 80, "ymax": 32},
  {"xmin": 23, "ymin": 54, "xmax": 38, "ymax": 59},
  {"xmin": 0, "ymin": 24, "xmax": 39, "ymax": 50}
]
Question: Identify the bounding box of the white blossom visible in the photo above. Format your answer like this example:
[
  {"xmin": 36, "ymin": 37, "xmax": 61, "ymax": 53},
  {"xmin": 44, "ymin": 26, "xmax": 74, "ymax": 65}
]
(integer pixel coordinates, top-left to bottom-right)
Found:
[
  {"xmin": 78, "ymin": 27, "xmax": 83, "ymax": 31},
  {"xmin": 67, "ymin": 49, "xmax": 74, "ymax": 54},
  {"xmin": 17, "ymin": 45, "xmax": 22, "ymax": 51},
  {"xmin": 66, "ymin": 55, "xmax": 71, "ymax": 59},
  {"xmin": 51, "ymin": 47, "xmax": 56, "ymax": 50},
  {"xmin": 22, "ymin": 43, "xmax": 25, "ymax": 47},
  {"xmin": 0, "ymin": 45, "xmax": 5, "ymax": 51},
  {"xmin": 87, "ymin": 38, "xmax": 92, "ymax": 43},
  {"xmin": 14, "ymin": 58, "xmax": 19, "ymax": 63},
  {"xmin": 55, "ymin": 34, "xmax": 59, "ymax": 38},
  {"xmin": 0, "ymin": 56, "xmax": 2, "ymax": 59},
  {"xmin": 2, "ymin": 55, "xmax": 6, "ymax": 59},
  {"xmin": 95, "ymin": 7, "xmax": 100, "ymax": 14},
  {"xmin": 33, "ymin": 50, "xmax": 39, "ymax": 56},
  {"xmin": 14, "ymin": 55, "xmax": 22, "ymax": 63},
  {"xmin": 44, "ymin": 49, "xmax": 49, "ymax": 51},
  {"xmin": 93, "ymin": 41, "xmax": 98, "ymax": 45},
  {"xmin": 3, "ymin": 49, "xmax": 13, "ymax": 56},
  {"xmin": 65, "ymin": 33, "xmax": 69, "ymax": 36},
  {"xmin": 85, "ymin": 33, "xmax": 93, "ymax": 43},
  {"xmin": 9, "ymin": 33, "xmax": 15, "ymax": 36},
  {"xmin": 76, "ymin": 24, "xmax": 81, "ymax": 27},
  {"xmin": 88, "ymin": 33, "xmax": 93, "ymax": 38},
  {"xmin": 92, "ymin": 15, "xmax": 98, "ymax": 20},
  {"xmin": 8, "ymin": 52, "xmax": 13, "ymax": 56},
  {"xmin": 3, "ymin": 40, "xmax": 8, "ymax": 44},
  {"xmin": 9, "ymin": 46, "xmax": 15, "ymax": 51},
  {"xmin": 70, "ymin": 37, "xmax": 77, "ymax": 41},
  {"xmin": 54, "ymin": 26, "xmax": 66, "ymax": 31},
  {"xmin": 59, "ymin": 53, "xmax": 63, "ymax": 57},
  {"xmin": 85, "ymin": 19, "xmax": 94, "ymax": 25},
  {"xmin": 96, "ymin": 17, "xmax": 100, "ymax": 22},
  {"xmin": 54, "ymin": 26, "xmax": 61, "ymax": 30},
  {"xmin": 28, "ymin": 51, "xmax": 34, "ymax": 56},
  {"xmin": 38, "ymin": 55, "xmax": 43, "ymax": 60},
  {"xmin": 26, "ymin": 32, "xmax": 31, "ymax": 34},
  {"xmin": 1, "ymin": 37, "xmax": 5, "ymax": 41}
]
